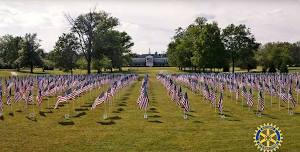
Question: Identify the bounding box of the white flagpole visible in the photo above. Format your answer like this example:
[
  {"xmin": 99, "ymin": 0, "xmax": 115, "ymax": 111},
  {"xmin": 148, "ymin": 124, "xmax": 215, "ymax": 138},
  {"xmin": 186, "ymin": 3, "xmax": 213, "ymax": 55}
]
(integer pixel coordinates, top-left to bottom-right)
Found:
[
  {"xmin": 288, "ymin": 96, "xmax": 290, "ymax": 115},
  {"xmin": 279, "ymin": 86, "xmax": 281, "ymax": 111},
  {"xmin": 270, "ymin": 94, "xmax": 272, "ymax": 108},
  {"xmin": 183, "ymin": 110, "xmax": 187, "ymax": 119},
  {"xmin": 144, "ymin": 108, "xmax": 148, "ymax": 119}
]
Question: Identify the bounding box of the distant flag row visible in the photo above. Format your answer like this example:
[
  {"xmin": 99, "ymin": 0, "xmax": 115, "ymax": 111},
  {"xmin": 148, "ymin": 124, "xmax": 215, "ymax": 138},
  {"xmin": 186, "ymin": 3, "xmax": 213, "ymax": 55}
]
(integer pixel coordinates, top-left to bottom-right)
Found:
[
  {"xmin": 137, "ymin": 75, "xmax": 149, "ymax": 110},
  {"xmin": 0, "ymin": 74, "xmax": 132, "ymax": 113},
  {"xmin": 54, "ymin": 75, "xmax": 117, "ymax": 109},
  {"xmin": 170, "ymin": 74, "xmax": 224, "ymax": 115},
  {"xmin": 157, "ymin": 74, "xmax": 190, "ymax": 115},
  {"xmin": 171, "ymin": 73, "xmax": 299, "ymax": 114},
  {"xmin": 91, "ymin": 74, "xmax": 138, "ymax": 109}
]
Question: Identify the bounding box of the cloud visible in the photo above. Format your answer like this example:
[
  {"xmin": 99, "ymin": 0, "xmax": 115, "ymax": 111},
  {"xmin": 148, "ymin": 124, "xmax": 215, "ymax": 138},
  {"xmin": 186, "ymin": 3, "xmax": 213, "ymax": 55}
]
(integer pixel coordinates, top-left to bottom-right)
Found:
[{"xmin": 0, "ymin": 0, "xmax": 300, "ymax": 54}]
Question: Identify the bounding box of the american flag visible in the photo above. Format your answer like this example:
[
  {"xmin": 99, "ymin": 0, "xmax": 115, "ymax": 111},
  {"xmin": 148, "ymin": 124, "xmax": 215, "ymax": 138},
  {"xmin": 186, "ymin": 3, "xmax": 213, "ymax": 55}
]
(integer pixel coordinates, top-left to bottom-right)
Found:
[
  {"xmin": 209, "ymin": 89, "xmax": 216, "ymax": 107},
  {"xmin": 288, "ymin": 87, "xmax": 296, "ymax": 109},
  {"xmin": 241, "ymin": 85, "xmax": 247, "ymax": 99},
  {"xmin": 6, "ymin": 88, "xmax": 12, "ymax": 105},
  {"xmin": 296, "ymin": 79, "xmax": 300, "ymax": 93},
  {"xmin": 0, "ymin": 80, "xmax": 3, "ymax": 112},
  {"xmin": 36, "ymin": 89, "xmax": 43, "ymax": 106},
  {"xmin": 258, "ymin": 89, "xmax": 264, "ymax": 112},
  {"xmin": 27, "ymin": 89, "xmax": 33, "ymax": 104},
  {"xmin": 181, "ymin": 92, "xmax": 190, "ymax": 112},
  {"xmin": 138, "ymin": 89, "xmax": 149, "ymax": 110},
  {"xmin": 279, "ymin": 87, "xmax": 288, "ymax": 103},
  {"xmin": 203, "ymin": 84, "xmax": 210, "ymax": 100},
  {"xmin": 247, "ymin": 88, "xmax": 254, "ymax": 107},
  {"xmin": 54, "ymin": 88, "xmax": 73, "ymax": 109},
  {"xmin": 14, "ymin": 85, "xmax": 22, "ymax": 103},
  {"xmin": 175, "ymin": 87, "xmax": 182, "ymax": 106},
  {"xmin": 137, "ymin": 75, "xmax": 149, "ymax": 110},
  {"xmin": 235, "ymin": 85, "xmax": 239, "ymax": 100},
  {"xmin": 91, "ymin": 92, "xmax": 106, "ymax": 109},
  {"xmin": 218, "ymin": 92, "xmax": 224, "ymax": 114}
]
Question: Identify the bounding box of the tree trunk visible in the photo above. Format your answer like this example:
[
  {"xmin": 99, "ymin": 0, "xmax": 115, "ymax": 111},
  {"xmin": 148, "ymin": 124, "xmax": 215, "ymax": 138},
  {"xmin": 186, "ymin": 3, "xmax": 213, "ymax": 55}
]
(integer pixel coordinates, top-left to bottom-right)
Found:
[
  {"xmin": 30, "ymin": 64, "xmax": 33, "ymax": 73},
  {"xmin": 232, "ymin": 57, "xmax": 235, "ymax": 73},
  {"xmin": 87, "ymin": 57, "xmax": 91, "ymax": 74}
]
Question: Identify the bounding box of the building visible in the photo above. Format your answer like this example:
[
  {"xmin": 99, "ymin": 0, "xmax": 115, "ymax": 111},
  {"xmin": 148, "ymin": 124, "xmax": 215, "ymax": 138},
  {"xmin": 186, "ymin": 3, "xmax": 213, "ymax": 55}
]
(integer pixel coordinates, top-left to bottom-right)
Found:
[{"xmin": 131, "ymin": 53, "xmax": 168, "ymax": 67}]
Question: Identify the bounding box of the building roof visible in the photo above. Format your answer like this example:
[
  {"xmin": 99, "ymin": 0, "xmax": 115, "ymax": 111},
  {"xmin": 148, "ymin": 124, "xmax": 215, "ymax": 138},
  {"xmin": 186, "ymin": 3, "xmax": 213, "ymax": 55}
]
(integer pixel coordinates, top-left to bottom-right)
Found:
[{"xmin": 134, "ymin": 53, "xmax": 167, "ymax": 58}]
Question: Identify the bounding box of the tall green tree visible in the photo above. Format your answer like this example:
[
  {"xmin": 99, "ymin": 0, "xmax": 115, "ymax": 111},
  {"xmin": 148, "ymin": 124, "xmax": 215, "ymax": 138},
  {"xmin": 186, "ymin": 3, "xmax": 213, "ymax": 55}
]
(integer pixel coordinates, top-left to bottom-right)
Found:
[
  {"xmin": 257, "ymin": 42, "xmax": 292, "ymax": 72},
  {"xmin": 192, "ymin": 21, "xmax": 227, "ymax": 71},
  {"xmin": 16, "ymin": 33, "xmax": 43, "ymax": 73},
  {"xmin": 289, "ymin": 42, "xmax": 300, "ymax": 66},
  {"xmin": 222, "ymin": 24, "xmax": 259, "ymax": 73},
  {"xmin": 66, "ymin": 10, "xmax": 119, "ymax": 74},
  {"xmin": 167, "ymin": 17, "xmax": 228, "ymax": 71},
  {"xmin": 93, "ymin": 30, "xmax": 134, "ymax": 71},
  {"xmin": 52, "ymin": 33, "xmax": 79, "ymax": 73},
  {"xmin": 0, "ymin": 35, "xmax": 23, "ymax": 68}
]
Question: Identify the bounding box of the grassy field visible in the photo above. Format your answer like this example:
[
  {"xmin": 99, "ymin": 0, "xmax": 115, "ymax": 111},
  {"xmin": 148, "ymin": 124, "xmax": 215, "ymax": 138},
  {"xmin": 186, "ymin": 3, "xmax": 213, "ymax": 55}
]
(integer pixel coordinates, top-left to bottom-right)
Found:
[{"xmin": 0, "ymin": 67, "xmax": 300, "ymax": 152}]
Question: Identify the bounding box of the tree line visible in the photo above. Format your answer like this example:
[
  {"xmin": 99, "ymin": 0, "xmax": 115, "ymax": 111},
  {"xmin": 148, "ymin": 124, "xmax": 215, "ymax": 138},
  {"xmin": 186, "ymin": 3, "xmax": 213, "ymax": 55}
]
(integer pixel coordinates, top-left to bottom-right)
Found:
[
  {"xmin": 167, "ymin": 17, "xmax": 300, "ymax": 73},
  {"xmin": 0, "ymin": 10, "xmax": 133, "ymax": 73}
]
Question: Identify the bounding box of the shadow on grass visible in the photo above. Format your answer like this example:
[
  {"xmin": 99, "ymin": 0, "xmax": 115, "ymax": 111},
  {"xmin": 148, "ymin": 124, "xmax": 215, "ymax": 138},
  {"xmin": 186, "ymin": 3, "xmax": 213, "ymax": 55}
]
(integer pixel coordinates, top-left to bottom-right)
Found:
[
  {"xmin": 75, "ymin": 108, "xmax": 89, "ymax": 111},
  {"xmin": 223, "ymin": 113, "xmax": 233, "ymax": 118},
  {"xmin": 58, "ymin": 120, "xmax": 75, "ymax": 125},
  {"xmin": 120, "ymin": 97, "xmax": 129, "ymax": 101},
  {"xmin": 81, "ymin": 105, "xmax": 92, "ymax": 108},
  {"xmin": 9, "ymin": 112, "xmax": 14, "ymax": 116},
  {"xmin": 148, "ymin": 115, "xmax": 161, "ymax": 118},
  {"xmin": 186, "ymin": 113, "xmax": 195, "ymax": 117},
  {"xmin": 117, "ymin": 108, "xmax": 124, "ymax": 112},
  {"xmin": 0, "ymin": 115, "xmax": 4, "ymax": 120},
  {"xmin": 226, "ymin": 119, "xmax": 241, "ymax": 121},
  {"xmin": 25, "ymin": 116, "xmax": 37, "ymax": 122},
  {"xmin": 118, "ymin": 103, "xmax": 127, "ymax": 107},
  {"xmin": 97, "ymin": 120, "xmax": 115, "ymax": 125},
  {"xmin": 148, "ymin": 110, "xmax": 159, "ymax": 113},
  {"xmin": 39, "ymin": 111, "xmax": 47, "ymax": 117},
  {"xmin": 148, "ymin": 120, "xmax": 163, "ymax": 123},
  {"xmin": 149, "ymin": 107, "xmax": 157, "ymax": 111},
  {"xmin": 123, "ymin": 93, "xmax": 131, "ymax": 97},
  {"xmin": 193, "ymin": 120, "xmax": 203, "ymax": 123},
  {"xmin": 16, "ymin": 110, "xmax": 22, "ymax": 113},
  {"xmin": 107, "ymin": 116, "xmax": 122, "ymax": 120},
  {"xmin": 72, "ymin": 112, "xmax": 86, "ymax": 118}
]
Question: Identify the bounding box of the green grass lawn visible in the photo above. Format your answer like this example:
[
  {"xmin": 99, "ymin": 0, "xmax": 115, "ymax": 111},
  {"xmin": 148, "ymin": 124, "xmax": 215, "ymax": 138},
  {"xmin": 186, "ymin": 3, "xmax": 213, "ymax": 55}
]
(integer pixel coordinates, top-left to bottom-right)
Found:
[{"xmin": 0, "ymin": 67, "xmax": 300, "ymax": 152}]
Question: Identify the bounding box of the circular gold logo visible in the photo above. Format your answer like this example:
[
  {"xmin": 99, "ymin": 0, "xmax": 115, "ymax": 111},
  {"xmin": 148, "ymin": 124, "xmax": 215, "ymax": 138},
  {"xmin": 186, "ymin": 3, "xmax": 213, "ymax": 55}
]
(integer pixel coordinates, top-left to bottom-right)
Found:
[{"xmin": 254, "ymin": 123, "xmax": 283, "ymax": 152}]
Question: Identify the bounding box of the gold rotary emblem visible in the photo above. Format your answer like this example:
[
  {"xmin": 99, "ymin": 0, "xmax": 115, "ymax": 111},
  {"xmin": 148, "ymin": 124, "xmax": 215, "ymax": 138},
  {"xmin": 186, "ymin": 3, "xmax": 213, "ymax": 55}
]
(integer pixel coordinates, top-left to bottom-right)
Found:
[{"xmin": 254, "ymin": 123, "xmax": 283, "ymax": 152}]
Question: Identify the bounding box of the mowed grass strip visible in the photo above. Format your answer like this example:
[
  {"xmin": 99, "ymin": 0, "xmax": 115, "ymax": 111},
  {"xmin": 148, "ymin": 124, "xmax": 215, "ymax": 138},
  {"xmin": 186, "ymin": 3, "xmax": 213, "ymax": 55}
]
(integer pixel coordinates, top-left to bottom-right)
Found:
[{"xmin": 0, "ymin": 67, "xmax": 299, "ymax": 152}]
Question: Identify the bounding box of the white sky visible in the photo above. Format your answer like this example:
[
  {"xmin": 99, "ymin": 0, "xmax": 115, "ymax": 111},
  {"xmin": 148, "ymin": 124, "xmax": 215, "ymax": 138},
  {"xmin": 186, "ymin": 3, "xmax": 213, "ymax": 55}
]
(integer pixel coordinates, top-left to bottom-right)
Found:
[{"xmin": 0, "ymin": 0, "xmax": 300, "ymax": 54}]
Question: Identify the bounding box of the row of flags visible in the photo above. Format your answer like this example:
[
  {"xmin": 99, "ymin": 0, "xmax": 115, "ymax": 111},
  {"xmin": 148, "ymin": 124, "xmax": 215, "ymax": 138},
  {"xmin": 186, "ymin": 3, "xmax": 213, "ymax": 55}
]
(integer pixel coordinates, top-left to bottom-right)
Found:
[
  {"xmin": 157, "ymin": 74, "xmax": 191, "ymax": 117},
  {"xmin": 91, "ymin": 74, "xmax": 138, "ymax": 109},
  {"xmin": 167, "ymin": 74, "xmax": 224, "ymax": 115},
  {"xmin": 171, "ymin": 73, "xmax": 299, "ymax": 114},
  {"xmin": 53, "ymin": 75, "xmax": 117, "ymax": 109},
  {"xmin": 137, "ymin": 75, "xmax": 149, "ymax": 110},
  {"xmin": 0, "ymin": 74, "xmax": 132, "ymax": 113}
]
